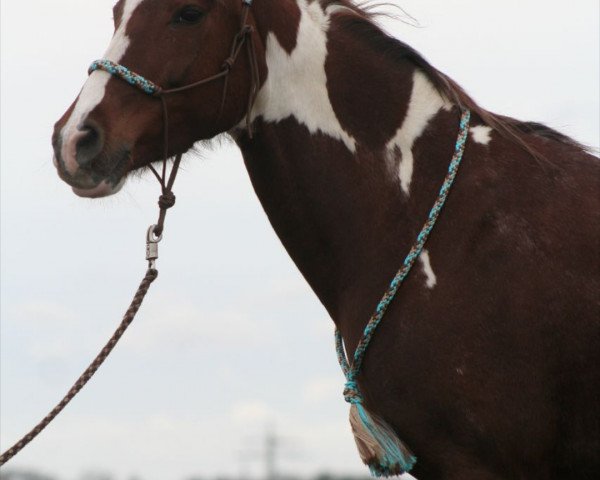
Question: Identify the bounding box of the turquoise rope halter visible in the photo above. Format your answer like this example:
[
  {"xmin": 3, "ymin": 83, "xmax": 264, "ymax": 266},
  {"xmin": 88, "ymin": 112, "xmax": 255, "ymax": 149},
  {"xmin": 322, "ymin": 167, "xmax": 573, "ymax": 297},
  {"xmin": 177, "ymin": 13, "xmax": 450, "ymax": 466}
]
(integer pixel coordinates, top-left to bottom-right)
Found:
[{"xmin": 336, "ymin": 109, "xmax": 471, "ymax": 476}]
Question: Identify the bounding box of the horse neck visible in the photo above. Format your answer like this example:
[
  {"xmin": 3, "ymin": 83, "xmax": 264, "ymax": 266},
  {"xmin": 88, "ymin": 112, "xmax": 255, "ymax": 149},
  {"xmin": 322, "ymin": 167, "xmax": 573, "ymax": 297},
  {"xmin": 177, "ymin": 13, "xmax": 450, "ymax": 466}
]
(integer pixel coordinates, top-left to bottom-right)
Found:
[{"xmin": 236, "ymin": 0, "xmax": 462, "ymax": 329}]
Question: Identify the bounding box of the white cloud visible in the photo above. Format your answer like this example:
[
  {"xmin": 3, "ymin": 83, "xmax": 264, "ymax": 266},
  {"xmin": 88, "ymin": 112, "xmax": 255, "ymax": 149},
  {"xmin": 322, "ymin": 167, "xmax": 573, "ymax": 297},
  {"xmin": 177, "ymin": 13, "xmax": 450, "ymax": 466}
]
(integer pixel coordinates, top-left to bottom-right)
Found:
[
  {"xmin": 231, "ymin": 401, "xmax": 275, "ymax": 426},
  {"xmin": 122, "ymin": 293, "xmax": 269, "ymax": 354},
  {"xmin": 13, "ymin": 302, "xmax": 80, "ymax": 327},
  {"xmin": 302, "ymin": 377, "xmax": 342, "ymax": 404},
  {"xmin": 5, "ymin": 301, "xmax": 107, "ymax": 362}
]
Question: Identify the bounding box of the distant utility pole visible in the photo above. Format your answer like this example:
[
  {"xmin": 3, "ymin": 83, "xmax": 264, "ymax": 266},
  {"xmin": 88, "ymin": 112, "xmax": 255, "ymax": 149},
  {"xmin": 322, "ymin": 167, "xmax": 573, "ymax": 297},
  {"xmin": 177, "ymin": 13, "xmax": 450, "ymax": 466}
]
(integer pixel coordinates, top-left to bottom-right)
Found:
[
  {"xmin": 265, "ymin": 427, "xmax": 278, "ymax": 480},
  {"xmin": 238, "ymin": 425, "xmax": 296, "ymax": 480}
]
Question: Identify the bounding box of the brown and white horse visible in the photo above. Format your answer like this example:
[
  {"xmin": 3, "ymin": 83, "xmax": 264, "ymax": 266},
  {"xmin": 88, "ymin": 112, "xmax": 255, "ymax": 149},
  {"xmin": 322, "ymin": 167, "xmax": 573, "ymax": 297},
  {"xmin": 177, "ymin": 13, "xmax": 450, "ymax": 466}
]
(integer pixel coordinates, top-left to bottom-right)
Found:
[{"xmin": 52, "ymin": 1, "xmax": 599, "ymax": 478}]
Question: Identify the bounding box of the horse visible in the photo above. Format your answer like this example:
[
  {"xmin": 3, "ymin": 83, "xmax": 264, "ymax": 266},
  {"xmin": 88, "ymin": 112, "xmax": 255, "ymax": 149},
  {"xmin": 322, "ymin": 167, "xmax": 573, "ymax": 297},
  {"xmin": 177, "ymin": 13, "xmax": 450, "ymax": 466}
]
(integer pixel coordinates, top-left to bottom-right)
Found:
[{"xmin": 51, "ymin": 1, "xmax": 600, "ymax": 479}]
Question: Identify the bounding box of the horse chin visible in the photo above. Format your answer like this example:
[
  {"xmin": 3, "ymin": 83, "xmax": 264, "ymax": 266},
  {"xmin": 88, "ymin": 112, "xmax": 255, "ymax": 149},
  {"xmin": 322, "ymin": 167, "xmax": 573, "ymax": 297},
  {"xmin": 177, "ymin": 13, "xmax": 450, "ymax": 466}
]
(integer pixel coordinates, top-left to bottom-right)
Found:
[
  {"xmin": 53, "ymin": 147, "xmax": 131, "ymax": 198},
  {"xmin": 72, "ymin": 177, "xmax": 126, "ymax": 198}
]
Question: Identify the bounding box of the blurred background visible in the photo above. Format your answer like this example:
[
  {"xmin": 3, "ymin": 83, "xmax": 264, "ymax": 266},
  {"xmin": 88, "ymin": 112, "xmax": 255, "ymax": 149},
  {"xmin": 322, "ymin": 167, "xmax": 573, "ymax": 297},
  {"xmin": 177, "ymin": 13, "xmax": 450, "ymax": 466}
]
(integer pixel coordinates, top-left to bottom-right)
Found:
[{"xmin": 1, "ymin": 1, "xmax": 598, "ymax": 480}]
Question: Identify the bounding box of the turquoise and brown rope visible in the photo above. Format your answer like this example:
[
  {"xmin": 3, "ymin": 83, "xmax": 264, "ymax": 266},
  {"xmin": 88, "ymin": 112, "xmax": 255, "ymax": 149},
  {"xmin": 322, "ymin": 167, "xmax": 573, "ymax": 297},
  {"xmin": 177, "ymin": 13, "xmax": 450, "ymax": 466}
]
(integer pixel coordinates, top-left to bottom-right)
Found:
[
  {"xmin": 89, "ymin": 59, "xmax": 162, "ymax": 95},
  {"xmin": 335, "ymin": 109, "xmax": 471, "ymax": 477}
]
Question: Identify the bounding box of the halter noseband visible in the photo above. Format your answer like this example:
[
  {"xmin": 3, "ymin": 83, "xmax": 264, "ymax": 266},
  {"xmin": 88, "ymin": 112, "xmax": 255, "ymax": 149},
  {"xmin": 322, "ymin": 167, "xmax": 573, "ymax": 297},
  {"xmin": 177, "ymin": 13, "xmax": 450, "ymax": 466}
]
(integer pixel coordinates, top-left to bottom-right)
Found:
[
  {"xmin": 87, "ymin": 0, "xmax": 259, "ymax": 237},
  {"xmin": 88, "ymin": 59, "xmax": 161, "ymax": 96},
  {"xmin": 88, "ymin": 0, "xmax": 256, "ymax": 99}
]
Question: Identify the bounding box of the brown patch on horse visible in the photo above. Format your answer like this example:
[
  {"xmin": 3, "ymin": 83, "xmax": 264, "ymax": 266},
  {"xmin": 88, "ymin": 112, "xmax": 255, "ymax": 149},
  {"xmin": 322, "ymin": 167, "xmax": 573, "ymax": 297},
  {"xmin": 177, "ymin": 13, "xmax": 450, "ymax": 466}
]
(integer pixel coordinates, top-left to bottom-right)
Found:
[
  {"xmin": 112, "ymin": 0, "xmax": 125, "ymax": 28},
  {"xmin": 253, "ymin": 0, "xmax": 301, "ymax": 53},
  {"xmin": 321, "ymin": 0, "xmax": 590, "ymax": 160},
  {"xmin": 325, "ymin": 11, "xmax": 413, "ymax": 149}
]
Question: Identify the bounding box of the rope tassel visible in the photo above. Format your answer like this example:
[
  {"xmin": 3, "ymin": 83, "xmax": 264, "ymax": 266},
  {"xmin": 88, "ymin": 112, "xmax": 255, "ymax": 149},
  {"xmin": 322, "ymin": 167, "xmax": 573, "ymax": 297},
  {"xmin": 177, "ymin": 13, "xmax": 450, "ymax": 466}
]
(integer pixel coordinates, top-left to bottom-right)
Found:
[{"xmin": 345, "ymin": 381, "xmax": 416, "ymax": 477}]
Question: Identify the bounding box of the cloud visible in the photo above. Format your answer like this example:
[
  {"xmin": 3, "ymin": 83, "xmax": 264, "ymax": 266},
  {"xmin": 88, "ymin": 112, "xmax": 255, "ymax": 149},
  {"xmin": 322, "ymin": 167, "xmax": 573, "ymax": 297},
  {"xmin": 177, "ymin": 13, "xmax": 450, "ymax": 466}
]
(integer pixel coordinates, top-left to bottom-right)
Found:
[
  {"xmin": 12, "ymin": 302, "xmax": 80, "ymax": 327},
  {"xmin": 5, "ymin": 408, "xmax": 367, "ymax": 480},
  {"xmin": 122, "ymin": 293, "xmax": 272, "ymax": 354},
  {"xmin": 231, "ymin": 400, "xmax": 275, "ymax": 426},
  {"xmin": 4, "ymin": 301, "xmax": 104, "ymax": 362},
  {"xmin": 302, "ymin": 377, "xmax": 342, "ymax": 404}
]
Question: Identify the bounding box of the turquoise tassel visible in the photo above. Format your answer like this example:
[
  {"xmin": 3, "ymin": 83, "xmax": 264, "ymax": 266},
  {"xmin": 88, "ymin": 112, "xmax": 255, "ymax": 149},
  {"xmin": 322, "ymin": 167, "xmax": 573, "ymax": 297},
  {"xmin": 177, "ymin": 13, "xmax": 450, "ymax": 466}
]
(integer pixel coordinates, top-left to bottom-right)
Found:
[{"xmin": 345, "ymin": 381, "xmax": 416, "ymax": 477}]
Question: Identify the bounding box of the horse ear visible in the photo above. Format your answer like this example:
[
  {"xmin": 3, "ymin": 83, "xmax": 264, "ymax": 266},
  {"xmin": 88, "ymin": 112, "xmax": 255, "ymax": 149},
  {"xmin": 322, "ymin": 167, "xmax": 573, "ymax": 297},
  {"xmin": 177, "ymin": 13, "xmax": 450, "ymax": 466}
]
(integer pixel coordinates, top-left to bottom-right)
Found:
[{"xmin": 349, "ymin": 403, "xmax": 416, "ymax": 477}]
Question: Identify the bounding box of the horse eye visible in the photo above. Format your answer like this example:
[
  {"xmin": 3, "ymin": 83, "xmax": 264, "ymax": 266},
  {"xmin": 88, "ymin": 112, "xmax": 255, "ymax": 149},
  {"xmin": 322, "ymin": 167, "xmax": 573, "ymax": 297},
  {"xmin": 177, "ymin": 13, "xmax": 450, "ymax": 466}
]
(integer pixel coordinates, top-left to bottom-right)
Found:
[{"xmin": 175, "ymin": 6, "xmax": 203, "ymax": 25}]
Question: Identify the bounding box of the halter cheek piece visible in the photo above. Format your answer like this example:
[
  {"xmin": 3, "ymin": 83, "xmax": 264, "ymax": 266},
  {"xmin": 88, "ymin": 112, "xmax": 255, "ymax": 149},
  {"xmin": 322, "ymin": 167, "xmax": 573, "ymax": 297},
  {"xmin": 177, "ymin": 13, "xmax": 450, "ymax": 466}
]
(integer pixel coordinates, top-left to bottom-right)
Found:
[{"xmin": 88, "ymin": 0, "xmax": 260, "ymax": 237}]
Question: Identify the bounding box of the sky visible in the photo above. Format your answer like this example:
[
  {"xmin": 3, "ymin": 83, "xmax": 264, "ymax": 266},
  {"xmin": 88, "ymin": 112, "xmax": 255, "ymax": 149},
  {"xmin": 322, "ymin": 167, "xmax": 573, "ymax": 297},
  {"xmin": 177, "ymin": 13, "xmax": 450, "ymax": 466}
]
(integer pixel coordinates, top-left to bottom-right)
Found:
[{"xmin": 1, "ymin": 1, "xmax": 598, "ymax": 480}]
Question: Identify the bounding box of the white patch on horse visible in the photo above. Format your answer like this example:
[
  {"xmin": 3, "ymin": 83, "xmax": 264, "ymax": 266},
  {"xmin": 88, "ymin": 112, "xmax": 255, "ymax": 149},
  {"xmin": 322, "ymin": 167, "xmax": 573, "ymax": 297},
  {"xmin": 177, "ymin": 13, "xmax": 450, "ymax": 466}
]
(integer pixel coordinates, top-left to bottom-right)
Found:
[
  {"xmin": 419, "ymin": 249, "xmax": 437, "ymax": 289},
  {"xmin": 471, "ymin": 125, "xmax": 493, "ymax": 145},
  {"xmin": 59, "ymin": 0, "xmax": 145, "ymax": 175},
  {"xmin": 386, "ymin": 71, "xmax": 451, "ymax": 195},
  {"xmin": 250, "ymin": 0, "xmax": 356, "ymax": 152}
]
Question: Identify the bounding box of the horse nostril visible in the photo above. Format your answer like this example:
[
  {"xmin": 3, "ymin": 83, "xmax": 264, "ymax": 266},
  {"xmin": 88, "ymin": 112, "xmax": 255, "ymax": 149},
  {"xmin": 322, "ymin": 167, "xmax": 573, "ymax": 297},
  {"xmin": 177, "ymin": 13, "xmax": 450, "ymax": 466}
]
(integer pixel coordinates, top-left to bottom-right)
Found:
[
  {"xmin": 78, "ymin": 126, "xmax": 98, "ymax": 148},
  {"xmin": 76, "ymin": 122, "xmax": 103, "ymax": 168}
]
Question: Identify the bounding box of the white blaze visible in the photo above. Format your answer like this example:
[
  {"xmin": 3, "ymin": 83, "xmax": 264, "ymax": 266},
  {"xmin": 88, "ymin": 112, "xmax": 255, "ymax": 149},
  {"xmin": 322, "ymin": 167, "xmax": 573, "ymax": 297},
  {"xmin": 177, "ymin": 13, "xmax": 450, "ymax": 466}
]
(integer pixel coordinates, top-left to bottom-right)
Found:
[{"xmin": 59, "ymin": 0, "xmax": 145, "ymax": 174}]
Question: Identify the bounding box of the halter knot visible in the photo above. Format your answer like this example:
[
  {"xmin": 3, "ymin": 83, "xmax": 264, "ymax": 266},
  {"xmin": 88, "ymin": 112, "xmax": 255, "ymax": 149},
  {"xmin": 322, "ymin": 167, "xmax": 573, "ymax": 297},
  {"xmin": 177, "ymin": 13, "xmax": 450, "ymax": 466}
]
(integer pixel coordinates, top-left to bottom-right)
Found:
[
  {"xmin": 221, "ymin": 58, "xmax": 235, "ymax": 71},
  {"xmin": 239, "ymin": 25, "xmax": 253, "ymax": 38},
  {"xmin": 343, "ymin": 380, "xmax": 363, "ymax": 405},
  {"xmin": 158, "ymin": 192, "xmax": 176, "ymax": 210}
]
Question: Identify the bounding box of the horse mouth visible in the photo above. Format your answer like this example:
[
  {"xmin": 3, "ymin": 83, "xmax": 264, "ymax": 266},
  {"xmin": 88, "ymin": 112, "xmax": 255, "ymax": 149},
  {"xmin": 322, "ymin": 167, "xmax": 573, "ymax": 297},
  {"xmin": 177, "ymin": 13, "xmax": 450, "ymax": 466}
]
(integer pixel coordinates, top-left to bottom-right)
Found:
[
  {"xmin": 55, "ymin": 148, "xmax": 132, "ymax": 198},
  {"xmin": 71, "ymin": 176, "xmax": 127, "ymax": 198}
]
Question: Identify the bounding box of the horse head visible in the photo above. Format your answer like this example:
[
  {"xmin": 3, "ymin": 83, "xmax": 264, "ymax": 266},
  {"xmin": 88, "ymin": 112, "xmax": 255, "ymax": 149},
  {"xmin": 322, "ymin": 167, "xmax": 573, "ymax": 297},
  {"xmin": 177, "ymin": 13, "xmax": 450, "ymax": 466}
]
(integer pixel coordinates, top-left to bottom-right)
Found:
[{"xmin": 52, "ymin": 0, "xmax": 265, "ymax": 198}]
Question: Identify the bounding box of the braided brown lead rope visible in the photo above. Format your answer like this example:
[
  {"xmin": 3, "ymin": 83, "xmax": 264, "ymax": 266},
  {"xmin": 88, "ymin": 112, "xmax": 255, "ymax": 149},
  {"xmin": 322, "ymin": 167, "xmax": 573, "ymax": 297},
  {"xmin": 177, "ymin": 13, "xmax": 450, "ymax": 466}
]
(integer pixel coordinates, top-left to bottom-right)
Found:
[
  {"xmin": 0, "ymin": 268, "xmax": 158, "ymax": 465},
  {"xmin": 0, "ymin": 144, "xmax": 182, "ymax": 466},
  {"xmin": 1, "ymin": 148, "xmax": 181, "ymax": 466},
  {"xmin": 0, "ymin": 63, "xmax": 184, "ymax": 470}
]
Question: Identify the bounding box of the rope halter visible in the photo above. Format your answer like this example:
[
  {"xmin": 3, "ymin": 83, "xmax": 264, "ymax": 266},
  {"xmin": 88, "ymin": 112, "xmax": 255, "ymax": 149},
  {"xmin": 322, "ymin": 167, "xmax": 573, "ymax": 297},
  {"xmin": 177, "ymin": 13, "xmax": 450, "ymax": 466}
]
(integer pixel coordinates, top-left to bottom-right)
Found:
[{"xmin": 87, "ymin": 0, "xmax": 259, "ymax": 236}]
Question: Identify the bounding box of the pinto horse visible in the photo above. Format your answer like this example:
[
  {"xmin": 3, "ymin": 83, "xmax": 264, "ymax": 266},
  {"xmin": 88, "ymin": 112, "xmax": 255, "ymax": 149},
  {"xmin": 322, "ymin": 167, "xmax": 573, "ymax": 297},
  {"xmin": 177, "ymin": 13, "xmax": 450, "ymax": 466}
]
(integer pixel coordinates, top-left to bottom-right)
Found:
[{"xmin": 52, "ymin": 1, "xmax": 599, "ymax": 478}]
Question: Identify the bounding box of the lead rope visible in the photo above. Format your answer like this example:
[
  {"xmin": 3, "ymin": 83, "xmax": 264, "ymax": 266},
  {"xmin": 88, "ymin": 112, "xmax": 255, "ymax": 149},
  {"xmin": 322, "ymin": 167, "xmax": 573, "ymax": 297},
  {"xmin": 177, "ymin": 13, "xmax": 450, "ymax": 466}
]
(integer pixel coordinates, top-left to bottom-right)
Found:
[
  {"xmin": 0, "ymin": 179, "xmax": 176, "ymax": 466},
  {"xmin": 0, "ymin": 1, "xmax": 260, "ymax": 466},
  {"xmin": 0, "ymin": 102, "xmax": 182, "ymax": 469},
  {"xmin": 0, "ymin": 271, "xmax": 157, "ymax": 466},
  {"xmin": 0, "ymin": 120, "xmax": 182, "ymax": 466},
  {"xmin": 0, "ymin": 43, "xmax": 186, "ymax": 474}
]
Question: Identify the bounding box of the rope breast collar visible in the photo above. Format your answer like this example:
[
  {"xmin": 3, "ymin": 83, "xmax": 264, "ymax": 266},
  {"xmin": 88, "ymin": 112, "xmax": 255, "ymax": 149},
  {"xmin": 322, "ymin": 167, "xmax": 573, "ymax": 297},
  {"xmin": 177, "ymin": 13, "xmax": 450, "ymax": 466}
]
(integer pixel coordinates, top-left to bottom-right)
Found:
[{"xmin": 334, "ymin": 110, "xmax": 471, "ymax": 476}]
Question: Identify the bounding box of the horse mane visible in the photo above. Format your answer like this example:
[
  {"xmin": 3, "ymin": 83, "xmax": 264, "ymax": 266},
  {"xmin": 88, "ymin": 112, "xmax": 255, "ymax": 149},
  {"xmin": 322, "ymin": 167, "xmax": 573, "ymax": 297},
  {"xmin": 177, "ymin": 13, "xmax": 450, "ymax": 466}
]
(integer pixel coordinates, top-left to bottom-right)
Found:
[{"xmin": 319, "ymin": 0, "xmax": 589, "ymax": 157}]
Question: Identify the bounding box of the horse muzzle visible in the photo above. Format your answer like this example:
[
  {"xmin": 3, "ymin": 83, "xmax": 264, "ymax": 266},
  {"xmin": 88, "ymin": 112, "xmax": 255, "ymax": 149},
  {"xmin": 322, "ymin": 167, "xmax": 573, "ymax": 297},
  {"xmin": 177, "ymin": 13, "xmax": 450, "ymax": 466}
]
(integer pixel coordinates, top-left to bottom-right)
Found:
[{"xmin": 52, "ymin": 119, "xmax": 129, "ymax": 198}]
